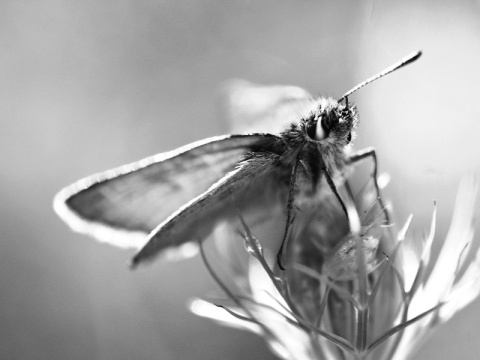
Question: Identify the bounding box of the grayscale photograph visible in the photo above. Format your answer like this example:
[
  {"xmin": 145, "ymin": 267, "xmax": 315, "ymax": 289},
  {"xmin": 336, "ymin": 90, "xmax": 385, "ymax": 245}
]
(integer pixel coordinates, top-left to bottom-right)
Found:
[{"xmin": 1, "ymin": 1, "xmax": 480, "ymax": 359}]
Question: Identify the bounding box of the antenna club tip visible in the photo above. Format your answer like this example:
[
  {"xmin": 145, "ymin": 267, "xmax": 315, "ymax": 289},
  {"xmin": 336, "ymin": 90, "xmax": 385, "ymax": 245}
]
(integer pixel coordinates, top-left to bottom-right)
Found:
[{"xmin": 406, "ymin": 50, "xmax": 422, "ymax": 63}]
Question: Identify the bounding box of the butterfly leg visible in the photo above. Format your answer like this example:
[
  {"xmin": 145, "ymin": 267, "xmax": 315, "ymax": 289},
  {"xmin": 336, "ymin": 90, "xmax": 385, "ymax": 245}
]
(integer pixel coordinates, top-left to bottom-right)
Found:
[
  {"xmin": 323, "ymin": 168, "xmax": 349, "ymax": 220},
  {"xmin": 277, "ymin": 163, "xmax": 353, "ymax": 270},
  {"xmin": 348, "ymin": 147, "xmax": 390, "ymax": 224},
  {"xmin": 277, "ymin": 157, "xmax": 301, "ymax": 270}
]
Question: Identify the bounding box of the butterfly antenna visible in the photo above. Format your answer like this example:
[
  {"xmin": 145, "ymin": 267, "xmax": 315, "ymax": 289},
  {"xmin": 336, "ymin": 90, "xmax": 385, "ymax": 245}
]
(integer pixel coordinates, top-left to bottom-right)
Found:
[{"xmin": 338, "ymin": 50, "xmax": 422, "ymax": 102}]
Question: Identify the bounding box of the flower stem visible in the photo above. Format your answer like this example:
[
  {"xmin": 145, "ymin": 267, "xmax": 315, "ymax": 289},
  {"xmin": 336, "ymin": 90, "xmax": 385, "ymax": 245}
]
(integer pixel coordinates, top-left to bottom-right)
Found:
[{"xmin": 354, "ymin": 306, "xmax": 369, "ymax": 356}]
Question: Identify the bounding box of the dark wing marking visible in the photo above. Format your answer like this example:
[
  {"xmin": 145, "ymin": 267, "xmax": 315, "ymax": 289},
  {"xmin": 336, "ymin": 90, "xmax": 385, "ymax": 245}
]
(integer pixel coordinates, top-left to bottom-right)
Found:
[
  {"xmin": 54, "ymin": 134, "xmax": 270, "ymax": 249},
  {"xmin": 131, "ymin": 151, "xmax": 288, "ymax": 267},
  {"xmin": 224, "ymin": 79, "xmax": 314, "ymax": 134}
]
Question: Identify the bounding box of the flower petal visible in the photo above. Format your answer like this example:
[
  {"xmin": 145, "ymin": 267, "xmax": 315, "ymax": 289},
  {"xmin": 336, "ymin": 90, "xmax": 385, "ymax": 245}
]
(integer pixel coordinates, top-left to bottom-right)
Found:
[
  {"xmin": 423, "ymin": 176, "xmax": 478, "ymax": 305},
  {"xmin": 440, "ymin": 247, "xmax": 480, "ymax": 321},
  {"xmin": 189, "ymin": 298, "xmax": 263, "ymax": 334}
]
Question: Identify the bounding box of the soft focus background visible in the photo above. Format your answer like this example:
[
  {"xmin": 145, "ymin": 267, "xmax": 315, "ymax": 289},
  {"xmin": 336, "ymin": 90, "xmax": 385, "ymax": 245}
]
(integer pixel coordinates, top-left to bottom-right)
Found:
[{"xmin": 2, "ymin": 1, "xmax": 480, "ymax": 359}]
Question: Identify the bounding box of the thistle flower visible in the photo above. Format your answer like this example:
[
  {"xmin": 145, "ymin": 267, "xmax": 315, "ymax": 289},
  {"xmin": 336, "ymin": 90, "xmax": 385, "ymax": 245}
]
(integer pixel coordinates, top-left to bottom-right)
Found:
[{"xmin": 190, "ymin": 176, "xmax": 480, "ymax": 360}]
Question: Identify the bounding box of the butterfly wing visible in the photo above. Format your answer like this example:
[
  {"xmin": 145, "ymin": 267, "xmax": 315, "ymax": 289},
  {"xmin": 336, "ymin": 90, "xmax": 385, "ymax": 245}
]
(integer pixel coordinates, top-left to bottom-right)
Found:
[
  {"xmin": 223, "ymin": 79, "xmax": 314, "ymax": 134},
  {"xmin": 131, "ymin": 149, "xmax": 288, "ymax": 267},
  {"xmin": 54, "ymin": 134, "xmax": 271, "ymax": 249}
]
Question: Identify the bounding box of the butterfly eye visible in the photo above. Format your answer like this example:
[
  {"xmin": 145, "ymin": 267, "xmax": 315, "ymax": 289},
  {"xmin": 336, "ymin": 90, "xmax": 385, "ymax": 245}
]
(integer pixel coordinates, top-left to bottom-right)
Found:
[
  {"xmin": 306, "ymin": 116, "xmax": 328, "ymax": 141},
  {"xmin": 305, "ymin": 117, "xmax": 316, "ymax": 139}
]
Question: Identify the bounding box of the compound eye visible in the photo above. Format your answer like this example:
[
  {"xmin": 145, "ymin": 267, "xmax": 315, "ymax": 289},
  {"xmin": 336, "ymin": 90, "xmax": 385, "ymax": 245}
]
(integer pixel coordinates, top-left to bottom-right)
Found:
[
  {"xmin": 314, "ymin": 117, "xmax": 328, "ymax": 140},
  {"xmin": 305, "ymin": 117, "xmax": 317, "ymax": 140}
]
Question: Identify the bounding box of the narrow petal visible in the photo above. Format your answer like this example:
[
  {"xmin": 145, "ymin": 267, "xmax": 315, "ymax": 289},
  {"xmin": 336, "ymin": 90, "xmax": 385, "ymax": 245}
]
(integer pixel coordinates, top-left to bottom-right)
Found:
[
  {"xmin": 189, "ymin": 298, "xmax": 263, "ymax": 334},
  {"xmin": 422, "ymin": 176, "xmax": 477, "ymax": 305},
  {"xmin": 440, "ymin": 247, "xmax": 480, "ymax": 321}
]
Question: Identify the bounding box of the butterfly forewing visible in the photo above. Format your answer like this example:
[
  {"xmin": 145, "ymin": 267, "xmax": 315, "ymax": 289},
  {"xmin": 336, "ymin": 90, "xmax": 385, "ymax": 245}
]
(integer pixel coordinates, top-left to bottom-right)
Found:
[{"xmin": 54, "ymin": 134, "xmax": 271, "ymax": 249}]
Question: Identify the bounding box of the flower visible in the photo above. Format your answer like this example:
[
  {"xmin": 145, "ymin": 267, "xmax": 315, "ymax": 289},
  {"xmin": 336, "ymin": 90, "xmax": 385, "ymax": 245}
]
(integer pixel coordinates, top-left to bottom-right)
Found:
[{"xmin": 190, "ymin": 176, "xmax": 480, "ymax": 360}]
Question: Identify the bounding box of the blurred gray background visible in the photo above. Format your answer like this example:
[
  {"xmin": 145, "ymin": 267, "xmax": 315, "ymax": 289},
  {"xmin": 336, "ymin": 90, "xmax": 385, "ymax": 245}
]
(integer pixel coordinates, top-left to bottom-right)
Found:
[{"xmin": 1, "ymin": 1, "xmax": 480, "ymax": 359}]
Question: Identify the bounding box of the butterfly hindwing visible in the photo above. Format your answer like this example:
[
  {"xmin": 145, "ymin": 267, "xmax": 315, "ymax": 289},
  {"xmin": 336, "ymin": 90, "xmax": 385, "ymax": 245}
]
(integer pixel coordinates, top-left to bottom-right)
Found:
[{"xmin": 131, "ymin": 151, "xmax": 289, "ymax": 266}]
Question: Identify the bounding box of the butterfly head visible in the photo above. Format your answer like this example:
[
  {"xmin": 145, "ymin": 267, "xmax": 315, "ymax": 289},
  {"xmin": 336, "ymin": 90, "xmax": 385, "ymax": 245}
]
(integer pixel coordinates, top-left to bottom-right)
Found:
[{"xmin": 305, "ymin": 97, "xmax": 359, "ymax": 147}]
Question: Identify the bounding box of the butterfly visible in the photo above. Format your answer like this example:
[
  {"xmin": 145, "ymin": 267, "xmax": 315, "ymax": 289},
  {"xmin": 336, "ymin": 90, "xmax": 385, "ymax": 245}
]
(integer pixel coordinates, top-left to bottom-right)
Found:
[{"xmin": 54, "ymin": 51, "xmax": 421, "ymax": 269}]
